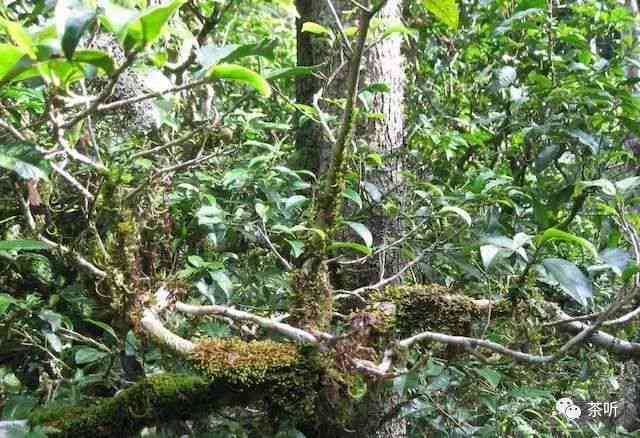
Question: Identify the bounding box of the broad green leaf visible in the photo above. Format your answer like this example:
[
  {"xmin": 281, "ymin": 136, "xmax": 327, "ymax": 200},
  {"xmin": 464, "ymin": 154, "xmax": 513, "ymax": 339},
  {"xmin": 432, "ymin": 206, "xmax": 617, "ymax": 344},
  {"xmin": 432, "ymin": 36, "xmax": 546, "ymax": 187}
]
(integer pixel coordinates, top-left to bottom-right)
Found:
[
  {"xmin": 196, "ymin": 39, "xmax": 277, "ymax": 69},
  {"xmin": 344, "ymin": 221, "xmax": 373, "ymax": 247},
  {"xmin": 568, "ymin": 129, "xmax": 600, "ymax": 154},
  {"xmin": 597, "ymin": 248, "xmax": 632, "ymax": 275},
  {"xmin": 73, "ymin": 49, "xmax": 115, "ymax": 74},
  {"xmin": 535, "ymin": 228, "xmax": 597, "ymax": 259},
  {"xmin": 541, "ymin": 258, "xmax": 592, "ymax": 306},
  {"xmin": 476, "ymin": 367, "xmax": 503, "ymax": 389},
  {"xmin": 0, "ymin": 240, "xmax": 49, "ymax": 252},
  {"xmin": 342, "ymin": 188, "xmax": 363, "ymax": 209},
  {"xmin": 124, "ymin": 0, "xmax": 186, "ymax": 52},
  {"xmin": 210, "ymin": 271, "xmax": 232, "ymax": 298},
  {"xmin": 62, "ymin": 10, "xmax": 96, "ymax": 59},
  {"xmin": 480, "ymin": 244, "xmax": 502, "ymax": 269},
  {"xmin": 439, "ymin": 206, "xmax": 472, "ymax": 226},
  {"xmin": 285, "ymin": 195, "xmax": 308, "ymax": 210},
  {"xmin": 0, "ymin": 44, "xmax": 27, "ymax": 82},
  {"xmin": 75, "ymin": 347, "xmax": 108, "ymax": 365},
  {"xmin": 421, "ymin": 0, "xmax": 459, "ymax": 29},
  {"xmin": 328, "ymin": 242, "xmax": 372, "ymax": 256},
  {"xmin": 0, "ymin": 19, "xmax": 34, "ymax": 57},
  {"xmin": 286, "ymin": 239, "xmax": 305, "ymax": 258},
  {"xmin": 98, "ymin": 0, "xmax": 138, "ymax": 35},
  {"xmin": 0, "ymin": 293, "xmax": 17, "ymax": 314},
  {"xmin": 207, "ymin": 63, "xmax": 272, "ymax": 97},
  {"xmin": 84, "ymin": 319, "xmax": 119, "ymax": 341},
  {"xmin": 301, "ymin": 21, "xmax": 333, "ymax": 37}
]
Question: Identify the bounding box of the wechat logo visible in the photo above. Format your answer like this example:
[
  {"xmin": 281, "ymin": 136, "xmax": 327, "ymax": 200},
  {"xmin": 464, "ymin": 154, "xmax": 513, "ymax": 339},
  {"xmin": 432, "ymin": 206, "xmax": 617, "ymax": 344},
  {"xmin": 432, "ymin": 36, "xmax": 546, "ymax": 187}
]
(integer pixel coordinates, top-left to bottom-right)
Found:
[{"xmin": 556, "ymin": 397, "xmax": 581, "ymax": 420}]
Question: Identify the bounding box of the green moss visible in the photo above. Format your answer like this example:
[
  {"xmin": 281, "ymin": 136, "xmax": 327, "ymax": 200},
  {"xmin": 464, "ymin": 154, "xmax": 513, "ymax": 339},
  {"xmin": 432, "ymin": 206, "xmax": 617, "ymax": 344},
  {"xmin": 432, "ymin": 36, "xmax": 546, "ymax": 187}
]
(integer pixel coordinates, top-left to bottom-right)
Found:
[
  {"xmin": 289, "ymin": 267, "xmax": 333, "ymax": 331},
  {"xmin": 191, "ymin": 338, "xmax": 300, "ymax": 385},
  {"xmin": 30, "ymin": 374, "xmax": 218, "ymax": 438},
  {"xmin": 374, "ymin": 284, "xmax": 482, "ymax": 337}
]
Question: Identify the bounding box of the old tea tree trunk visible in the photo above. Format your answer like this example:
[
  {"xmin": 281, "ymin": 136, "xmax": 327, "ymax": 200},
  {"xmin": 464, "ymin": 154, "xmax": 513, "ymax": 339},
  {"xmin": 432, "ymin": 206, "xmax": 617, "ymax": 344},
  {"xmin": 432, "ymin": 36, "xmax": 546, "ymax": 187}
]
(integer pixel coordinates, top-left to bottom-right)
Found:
[
  {"xmin": 295, "ymin": 0, "xmax": 406, "ymax": 289},
  {"xmin": 294, "ymin": 0, "xmax": 407, "ymax": 436}
]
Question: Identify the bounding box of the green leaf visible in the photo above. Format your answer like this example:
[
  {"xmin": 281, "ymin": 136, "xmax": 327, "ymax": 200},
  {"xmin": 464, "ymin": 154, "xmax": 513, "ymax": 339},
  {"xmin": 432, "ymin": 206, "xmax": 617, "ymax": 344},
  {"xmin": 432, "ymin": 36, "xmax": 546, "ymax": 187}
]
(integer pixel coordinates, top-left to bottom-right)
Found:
[
  {"xmin": 535, "ymin": 228, "xmax": 597, "ymax": 259},
  {"xmin": 286, "ymin": 239, "xmax": 305, "ymax": 259},
  {"xmin": 344, "ymin": 221, "xmax": 373, "ymax": 247},
  {"xmin": 541, "ymin": 258, "xmax": 593, "ymax": 307},
  {"xmin": 476, "ymin": 367, "xmax": 503, "ymax": 389},
  {"xmin": 285, "ymin": 195, "xmax": 308, "ymax": 210},
  {"xmin": 0, "ymin": 144, "xmax": 50, "ymax": 180},
  {"xmin": 196, "ymin": 39, "xmax": 277, "ymax": 69},
  {"xmin": 0, "ymin": 44, "xmax": 27, "ymax": 82},
  {"xmin": 301, "ymin": 21, "xmax": 333, "ymax": 37},
  {"xmin": 207, "ymin": 63, "xmax": 272, "ymax": 97},
  {"xmin": 98, "ymin": 0, "xmax": 138, "ymax": 35},
  {"xmin": 75, "ymin": 347, "xmax": 108, "ymax": 365},
  {"xmin": 0, "ymin": 19, "xmax": 34, "ymax": 57},
  {"xmin": 342, "ymin": 188, "xmax": 363, "ymax": 209},
  {"xmin": 210, "ymin": 271, "xmax": 233, "ymax": 298},
  {"xmin": 0, "ymin": 240, "xmax": 49, "ymax": 252},
  {"xmin": 84, "ymin": 319, "xmax": 119, "ymax": 341},
  {"xmin": 328, "ymin": 242, "xmax": 372, "ymax": 256},
  {"xmin": 73, "ymin": 49, "xmax": 115, "ymax": 74},
  {"xmin": 62, "ymin": 10, "xmax": 96, "ymax": 60},
  {"xmin": 616, "ymin": 176, "xmax": 640, "ymax": 197},
  {"xmin": 421, "ymin": 0, "xmax": 459, "ymax": 29},
  {"xmin": 0, "ymin": 293, "xmax": 17, "ymax": 314},
  {"xmin": 439, "ymin": 205, "xmax": 472, "ymax": 226},
  {"xmin": 124, "ymin": 0, "xmax": 186, "ymax": 52},
  {"xmin": 256, "ymin": 202, "xmax": 269, "ymax": 223}
]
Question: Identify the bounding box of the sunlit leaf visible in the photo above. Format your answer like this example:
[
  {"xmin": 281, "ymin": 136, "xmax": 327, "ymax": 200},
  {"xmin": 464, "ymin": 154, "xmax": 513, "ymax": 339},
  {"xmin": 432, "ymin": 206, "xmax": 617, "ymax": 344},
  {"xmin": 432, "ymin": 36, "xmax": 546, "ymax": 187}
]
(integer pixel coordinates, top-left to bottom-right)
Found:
[
  {"xmin": 301, "ymin": 21, "xmax": 333, "ymax": 36},
  {"xmin": 439, "ymin": 206, "xmax": 472, "ymax": 226},
  {"xmin": 0, "ymin": 240, "xmax": 49, "ymax": 252},
  {"xmin": 328, "ymin": 241, "xmax": 372, "ymax": 256},
  {"xmin": 344, "ymin": 221, "xmax": 373, "ymax": 247},
  {"xmin": 124, "ymin": 0, "xmax": 186, "ymax": 52},
  {"xmin": 535, "ymin": 228, "xmax": 597, "ymax": 259},
  {"xmin": 421, "ymin": 0, "xmax": 459, "ymax": 29},
  {"xmin": 207, "ymin": 63, "xmax": 272, "ymax": 97}
]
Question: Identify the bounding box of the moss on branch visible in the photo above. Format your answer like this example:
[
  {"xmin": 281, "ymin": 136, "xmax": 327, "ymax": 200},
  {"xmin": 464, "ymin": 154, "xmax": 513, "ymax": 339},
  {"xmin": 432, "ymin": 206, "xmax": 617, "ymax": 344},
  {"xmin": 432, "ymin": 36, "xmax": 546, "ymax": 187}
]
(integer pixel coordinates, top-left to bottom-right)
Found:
[{"xmin": 30, "ymin": 339, "xmax": 323, "ymax": 437}]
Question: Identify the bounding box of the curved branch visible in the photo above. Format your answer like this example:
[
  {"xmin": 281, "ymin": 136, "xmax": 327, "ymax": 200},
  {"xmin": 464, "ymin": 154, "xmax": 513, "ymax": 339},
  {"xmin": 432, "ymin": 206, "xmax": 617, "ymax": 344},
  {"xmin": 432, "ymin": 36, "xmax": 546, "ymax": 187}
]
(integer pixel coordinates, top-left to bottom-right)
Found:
[{"xmin": 175, "ymin": 301, "xmax": 321, "ymax": 344}]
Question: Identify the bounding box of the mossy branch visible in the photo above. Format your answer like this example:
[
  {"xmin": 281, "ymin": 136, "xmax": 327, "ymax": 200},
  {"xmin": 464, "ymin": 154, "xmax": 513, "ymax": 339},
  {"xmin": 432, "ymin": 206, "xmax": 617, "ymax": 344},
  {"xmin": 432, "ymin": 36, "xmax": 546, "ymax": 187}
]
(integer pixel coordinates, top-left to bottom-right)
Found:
[{"xmin": 29, "ymin": 339, "xmax": 323, "ymax": 437}]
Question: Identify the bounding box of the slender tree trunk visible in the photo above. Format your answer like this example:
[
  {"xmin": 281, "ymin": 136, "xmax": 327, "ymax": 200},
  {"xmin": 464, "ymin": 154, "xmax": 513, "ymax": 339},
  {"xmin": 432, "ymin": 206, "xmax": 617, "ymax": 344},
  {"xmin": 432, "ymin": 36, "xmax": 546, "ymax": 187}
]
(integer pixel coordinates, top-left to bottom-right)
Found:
[
  {"xmin": 295, "ymin": 1, "xmax": 407, "ymax": 436},
  {"xmin": 295, "ymin": 0, "xmax": 405, "ymax": 287}
]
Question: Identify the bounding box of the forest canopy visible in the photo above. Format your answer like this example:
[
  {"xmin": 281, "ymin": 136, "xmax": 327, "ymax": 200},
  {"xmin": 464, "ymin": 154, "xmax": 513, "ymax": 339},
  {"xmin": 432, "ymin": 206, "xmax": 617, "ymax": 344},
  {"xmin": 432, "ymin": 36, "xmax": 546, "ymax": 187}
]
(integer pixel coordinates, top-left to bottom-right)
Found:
[{"xmin": 1, "ymin": 0, "xmax": 640, "ymax": 437}]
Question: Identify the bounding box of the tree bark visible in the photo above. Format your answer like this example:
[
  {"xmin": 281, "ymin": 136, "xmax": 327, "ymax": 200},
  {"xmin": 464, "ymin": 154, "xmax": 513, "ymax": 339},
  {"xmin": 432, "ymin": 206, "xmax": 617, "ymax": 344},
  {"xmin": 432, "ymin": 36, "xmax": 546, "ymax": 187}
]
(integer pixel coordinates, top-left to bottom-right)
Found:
[
  {"xmin": 295, "ymin": 2, "xmax": 407, "ymax": 436},
  {"xmin": 295, "ymin": 0, "xmax": 405, "ymax": 287}
]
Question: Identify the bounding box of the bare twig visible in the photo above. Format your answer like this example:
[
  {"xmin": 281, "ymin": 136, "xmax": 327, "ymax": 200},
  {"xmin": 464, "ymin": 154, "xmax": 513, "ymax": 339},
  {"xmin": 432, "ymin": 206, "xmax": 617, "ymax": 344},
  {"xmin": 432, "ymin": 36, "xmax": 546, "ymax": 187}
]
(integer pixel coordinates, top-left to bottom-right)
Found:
[{"xmin": 257, "ymin": 225, "xmax": 293, "ymax": 270}]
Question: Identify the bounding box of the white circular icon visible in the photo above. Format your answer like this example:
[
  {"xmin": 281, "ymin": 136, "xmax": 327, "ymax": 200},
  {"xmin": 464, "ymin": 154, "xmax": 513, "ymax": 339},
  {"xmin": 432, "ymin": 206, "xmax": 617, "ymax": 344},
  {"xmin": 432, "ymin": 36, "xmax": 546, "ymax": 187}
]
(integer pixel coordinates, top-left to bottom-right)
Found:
[
  {"xmin": 555, "ymin": 398, "xmax": 573, "ymax": 415},
  {"xmin": 564, "ymin": 404, "xmax": 581, "ymax": 420}
]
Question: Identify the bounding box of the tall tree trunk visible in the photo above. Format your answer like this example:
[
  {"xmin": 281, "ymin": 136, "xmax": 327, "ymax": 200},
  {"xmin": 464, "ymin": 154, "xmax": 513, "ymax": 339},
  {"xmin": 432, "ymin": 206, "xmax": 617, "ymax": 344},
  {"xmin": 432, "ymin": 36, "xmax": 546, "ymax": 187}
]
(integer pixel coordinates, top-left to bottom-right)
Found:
[
  {"xmin": 295, "ymin": 1, "xmax": 407, "ymax": 437},
  {"xmin": 295, "ymin": 0, "xmax": 405, "ymax": 287}
]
